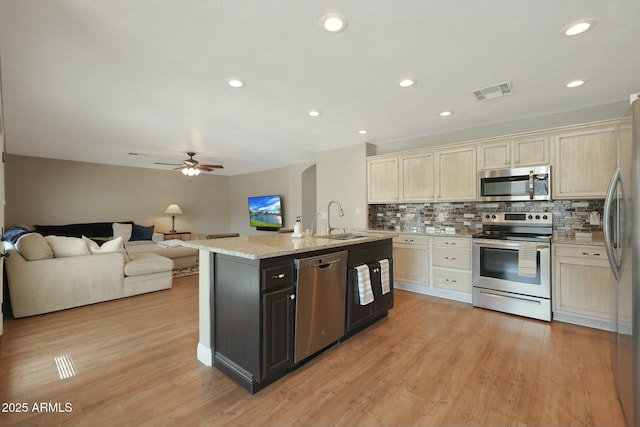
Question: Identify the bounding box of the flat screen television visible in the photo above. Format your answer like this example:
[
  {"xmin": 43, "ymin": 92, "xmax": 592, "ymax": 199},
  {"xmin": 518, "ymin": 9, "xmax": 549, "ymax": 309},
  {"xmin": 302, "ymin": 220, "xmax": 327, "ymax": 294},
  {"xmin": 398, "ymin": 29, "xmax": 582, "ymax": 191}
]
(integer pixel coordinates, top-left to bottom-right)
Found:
[{"xmin": 248, "ymin": 195, "xmax": 283, "ymax": 230}]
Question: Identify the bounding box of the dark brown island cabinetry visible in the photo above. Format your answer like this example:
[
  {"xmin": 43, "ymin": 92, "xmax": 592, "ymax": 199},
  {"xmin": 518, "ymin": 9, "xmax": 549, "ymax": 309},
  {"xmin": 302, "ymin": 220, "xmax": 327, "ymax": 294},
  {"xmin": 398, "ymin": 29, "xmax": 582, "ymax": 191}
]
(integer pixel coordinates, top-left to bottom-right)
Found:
[
  {"xmin": 346, "ymin": 239, "xmax": 394, "ymax": 335},
  {"xmin": 210, "ymin": 238, "xmax": 393, "ymax": 394}
]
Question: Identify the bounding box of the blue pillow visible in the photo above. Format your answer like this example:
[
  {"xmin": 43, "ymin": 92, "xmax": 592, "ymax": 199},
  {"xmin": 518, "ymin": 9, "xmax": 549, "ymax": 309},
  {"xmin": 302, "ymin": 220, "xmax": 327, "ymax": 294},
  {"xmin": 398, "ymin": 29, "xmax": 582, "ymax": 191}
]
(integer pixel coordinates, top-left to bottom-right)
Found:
[{"xmin": 131, "ymin": 224, "xmax": 155, "ymax": 241}]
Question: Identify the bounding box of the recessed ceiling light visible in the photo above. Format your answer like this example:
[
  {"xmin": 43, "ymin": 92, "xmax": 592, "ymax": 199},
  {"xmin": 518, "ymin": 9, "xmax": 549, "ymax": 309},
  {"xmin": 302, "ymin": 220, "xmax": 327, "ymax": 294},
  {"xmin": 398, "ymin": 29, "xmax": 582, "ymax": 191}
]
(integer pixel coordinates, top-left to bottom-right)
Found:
[
  {"xmin": 358, "ymin": 129, "xmax": 368, "ymax": 135},
  {"xmin": 566, "ymin": 80, "xmax": 586, "ymax": 88},
  {"xmin": 398, "ymin": 78, "xmax": 416, "ymax": 88},
  {"xmin": 227, "ymin": 78, "xmax": 245, "ymax": 88},
  {"xmin": 308, "ymin": 110, "xmax": 322, "ymax": 117},
  {"xmin": 439, "ymin": 111, "xmax": 453, "ymax": 117},
  {"xmin": 320, "ymin": 14, "xmax": 348, "ymax": 33},
  {"xmin": 564, "ymin": 20, "xmax": 596, "ymax": 36}
]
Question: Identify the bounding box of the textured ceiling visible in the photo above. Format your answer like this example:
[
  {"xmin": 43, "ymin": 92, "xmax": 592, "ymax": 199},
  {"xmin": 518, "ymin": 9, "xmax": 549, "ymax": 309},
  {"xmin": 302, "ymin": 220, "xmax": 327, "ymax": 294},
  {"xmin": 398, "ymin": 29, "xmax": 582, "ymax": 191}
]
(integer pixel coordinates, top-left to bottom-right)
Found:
[{"xmin": 1, "ymin": 0, "xmax": 639, "ymax": 175}]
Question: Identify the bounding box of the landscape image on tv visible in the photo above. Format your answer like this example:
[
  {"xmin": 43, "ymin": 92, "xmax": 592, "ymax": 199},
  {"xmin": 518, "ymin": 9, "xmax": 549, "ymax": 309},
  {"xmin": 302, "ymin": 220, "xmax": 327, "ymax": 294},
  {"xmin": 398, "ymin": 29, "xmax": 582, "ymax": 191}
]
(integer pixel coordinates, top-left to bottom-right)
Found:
[{"xmin": 248, "ymin": 195, "xmax": 283, "ymax": 229}]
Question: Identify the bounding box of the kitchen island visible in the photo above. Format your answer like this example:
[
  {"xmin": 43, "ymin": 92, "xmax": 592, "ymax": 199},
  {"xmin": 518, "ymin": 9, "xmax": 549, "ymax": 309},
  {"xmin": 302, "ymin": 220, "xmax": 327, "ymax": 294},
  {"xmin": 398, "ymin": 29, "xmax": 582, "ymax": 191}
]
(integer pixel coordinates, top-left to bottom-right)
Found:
[{"xmin": 183, "ymin": 233, "xmax": 395, "ymax": 393}]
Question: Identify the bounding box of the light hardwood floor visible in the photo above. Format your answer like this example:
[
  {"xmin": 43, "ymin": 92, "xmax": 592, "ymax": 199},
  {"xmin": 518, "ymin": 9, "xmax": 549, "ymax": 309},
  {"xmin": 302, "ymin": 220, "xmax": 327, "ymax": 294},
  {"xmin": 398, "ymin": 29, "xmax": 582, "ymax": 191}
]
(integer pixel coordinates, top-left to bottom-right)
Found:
[{"xmin": 0, "ymin": 275, "xmax": 626, "ymax": 427}]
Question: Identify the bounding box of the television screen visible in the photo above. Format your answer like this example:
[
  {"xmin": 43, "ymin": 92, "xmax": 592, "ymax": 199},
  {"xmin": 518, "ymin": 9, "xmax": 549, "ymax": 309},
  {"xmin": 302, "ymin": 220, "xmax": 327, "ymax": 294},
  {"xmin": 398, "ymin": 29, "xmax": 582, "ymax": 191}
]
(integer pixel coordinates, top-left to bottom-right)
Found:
[{"xmin": 248, "ymin": 195, "xmax": 283, "ymax": 229}]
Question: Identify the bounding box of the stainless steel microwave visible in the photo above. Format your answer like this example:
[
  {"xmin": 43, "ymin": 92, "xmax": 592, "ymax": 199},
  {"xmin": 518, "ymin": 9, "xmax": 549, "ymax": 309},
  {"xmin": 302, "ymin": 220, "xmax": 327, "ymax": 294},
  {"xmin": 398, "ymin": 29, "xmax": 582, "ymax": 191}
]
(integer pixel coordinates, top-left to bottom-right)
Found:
[{"xmin": 478, "ymin": 165, "xmax": 551, "ymax": 201}]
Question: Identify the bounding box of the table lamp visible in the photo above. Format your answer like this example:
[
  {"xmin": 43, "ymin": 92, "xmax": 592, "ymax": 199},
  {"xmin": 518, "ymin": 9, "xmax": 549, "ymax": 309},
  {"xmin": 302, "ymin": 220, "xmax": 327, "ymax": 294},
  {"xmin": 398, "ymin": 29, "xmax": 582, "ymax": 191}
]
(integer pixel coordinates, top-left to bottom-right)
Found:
[{"xmin": 164, "ymin": 204, "xmax": 183, "ymax": 233}]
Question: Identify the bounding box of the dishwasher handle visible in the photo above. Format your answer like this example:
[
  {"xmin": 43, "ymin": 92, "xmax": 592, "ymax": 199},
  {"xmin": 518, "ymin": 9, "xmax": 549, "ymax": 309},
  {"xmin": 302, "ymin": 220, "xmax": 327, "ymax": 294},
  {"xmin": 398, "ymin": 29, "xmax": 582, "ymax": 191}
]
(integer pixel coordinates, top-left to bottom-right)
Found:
[
  {"xmin": 295, "ymin": 250, "xmax": 348, "ymax": 270},
  {"xmin": 317, "ymin": 259, "xmax": 343, "ymax": 269}
]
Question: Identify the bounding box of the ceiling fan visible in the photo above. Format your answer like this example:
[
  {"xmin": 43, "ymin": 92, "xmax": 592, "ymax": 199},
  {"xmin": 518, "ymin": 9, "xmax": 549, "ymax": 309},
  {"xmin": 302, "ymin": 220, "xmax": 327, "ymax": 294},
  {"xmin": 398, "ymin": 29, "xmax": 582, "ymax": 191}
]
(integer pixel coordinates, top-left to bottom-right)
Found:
[{"xmin": 155, "ymin": 152, "xmax": 224, "ymax": 176}]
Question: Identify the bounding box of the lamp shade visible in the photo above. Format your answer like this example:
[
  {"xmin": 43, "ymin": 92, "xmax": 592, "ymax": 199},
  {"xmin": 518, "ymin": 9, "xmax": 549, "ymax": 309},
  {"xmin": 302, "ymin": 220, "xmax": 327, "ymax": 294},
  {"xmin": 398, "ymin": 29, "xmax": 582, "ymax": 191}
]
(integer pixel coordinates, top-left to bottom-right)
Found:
[{"xmin": 164, "ymin": 204, "xmax": 183, "ymax": 215}]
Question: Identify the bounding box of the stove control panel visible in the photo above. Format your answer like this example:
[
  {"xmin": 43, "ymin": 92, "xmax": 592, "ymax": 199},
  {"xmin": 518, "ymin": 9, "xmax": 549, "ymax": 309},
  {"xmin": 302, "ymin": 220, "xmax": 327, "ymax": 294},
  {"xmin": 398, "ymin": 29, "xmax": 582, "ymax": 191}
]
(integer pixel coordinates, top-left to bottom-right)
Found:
[{"xmin": 481, "ymin": 212, "xmax": 552, "ymax": 226}]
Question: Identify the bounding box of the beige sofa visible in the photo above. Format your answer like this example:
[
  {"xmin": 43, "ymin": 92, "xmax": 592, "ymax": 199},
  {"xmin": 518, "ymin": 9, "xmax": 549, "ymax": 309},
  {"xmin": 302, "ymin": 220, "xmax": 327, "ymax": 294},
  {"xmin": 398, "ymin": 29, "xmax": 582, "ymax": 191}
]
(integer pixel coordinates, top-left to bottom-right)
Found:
[{"xmin": 5, "ymin": 233, "xmax": 174, "ymax": 318}]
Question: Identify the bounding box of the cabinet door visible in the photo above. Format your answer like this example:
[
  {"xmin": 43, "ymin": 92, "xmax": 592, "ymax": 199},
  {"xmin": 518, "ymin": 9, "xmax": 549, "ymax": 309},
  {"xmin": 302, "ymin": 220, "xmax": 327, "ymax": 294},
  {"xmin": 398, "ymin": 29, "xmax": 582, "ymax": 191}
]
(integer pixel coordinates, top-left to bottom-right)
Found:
[
  {"xmin": 346, "ymin": 268, "xmax": 375, "ymax": 333},
  {"xmin": 513, "ymin": 136, "xmax": 549, "ymax": 166},
  {"xmin": 372, "ymin": 260, "xmax": 394, "ymax": 314},
  {"xmin": 553, "ymin": 125, "xmax": 618, "ymax": 199},
  {"xmin": 477, "ymin": 140, "xmax": 511, "ymax": 170},
  {"xmin": 436, "ymin": 146, "xmax": 477, "ymax": 201},
  {"xmin": 393, "ymin": 243, "xmax": 428, "ymax": 286},
  {"xmin": 367, "ymin": 157, "xmax": 399, "ymax": 203},
  {"xmin": 553, "ymin": 255, "xmax": 614, "ymax": 322},
  {"xmin": 400, "ymin": 152, "xmax": 434, "ymax": 202},
  {"xmin": 263, "ymin": 287, "xmax": 295, "ymax": 379}
]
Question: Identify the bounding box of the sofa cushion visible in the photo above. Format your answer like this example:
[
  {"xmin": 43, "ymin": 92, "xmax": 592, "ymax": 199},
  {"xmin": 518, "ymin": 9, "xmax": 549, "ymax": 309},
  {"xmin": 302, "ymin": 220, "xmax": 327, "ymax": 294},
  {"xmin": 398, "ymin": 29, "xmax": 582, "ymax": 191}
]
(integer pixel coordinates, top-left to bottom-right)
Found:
[
  {"xmin": 131, "ymin": 223, "xmax": 155, "ymax": 241},
  {"xmin": 34, "ymin": 221, "xmax": 134, "ymax": 238},
  {"xmin": 15, "ymin": 233, "xmax": 54, "ymax": 261},
  {"xmin": 45, "ymin": 236, "xmax": 91, "ymax": 258},
  {"xmin": 83, "ymin": 236, "xmax": 124, "ymax": 254},
  {"xmin": 125, "ymin": 253, "xmax": 173, "ymax": 276},
  {"xmin": 113, "ymin": 223, "xmax": 133, "ymax": 242}
]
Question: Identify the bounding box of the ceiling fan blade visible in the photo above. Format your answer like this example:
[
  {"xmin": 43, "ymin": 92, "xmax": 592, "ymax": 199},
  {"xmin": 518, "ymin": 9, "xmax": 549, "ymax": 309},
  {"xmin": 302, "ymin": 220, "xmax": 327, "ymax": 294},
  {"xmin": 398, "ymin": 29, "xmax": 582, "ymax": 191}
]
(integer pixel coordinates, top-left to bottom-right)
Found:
[
  {"xmin": 199, "ymin": 164, "xmax": 224, "ymax": 169},
  {"xmin": 155, "ymin": 162, "xmax": 183, "ymax": 166}
]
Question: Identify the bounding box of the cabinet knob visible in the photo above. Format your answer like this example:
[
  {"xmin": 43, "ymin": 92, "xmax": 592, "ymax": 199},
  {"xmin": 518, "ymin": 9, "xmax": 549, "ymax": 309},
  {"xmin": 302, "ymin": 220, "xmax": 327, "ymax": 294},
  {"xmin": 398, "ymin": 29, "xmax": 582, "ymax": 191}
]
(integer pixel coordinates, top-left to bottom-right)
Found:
[
  {"xmin": 445, "ymin": 257, "xmax": 457, "ymax": 260},
  {"xmin": 272, "ymin": 273, "xmax": 286, "ymax": 279},
  {"xmin": 582, "ymin": 252, "xmax": 601, "ymax": 257},
  {"xmin": 289, "ymin": 294, "xmax": 296, "ymax": 300}
]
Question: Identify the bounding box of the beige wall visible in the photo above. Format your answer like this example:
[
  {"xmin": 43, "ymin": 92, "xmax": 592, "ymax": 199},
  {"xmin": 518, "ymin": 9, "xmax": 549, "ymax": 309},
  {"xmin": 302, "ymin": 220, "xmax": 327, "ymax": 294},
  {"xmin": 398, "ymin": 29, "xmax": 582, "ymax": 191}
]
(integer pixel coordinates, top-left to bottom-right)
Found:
[
  {"xmin": 316, "ymin": 143, "xmax": 374, "ymax": 234},
  {"xmin": 5, "ymin": 155, "xmax": 230, "ymax": 238},
  {"xmin": 228, "ymin": 162, "xmax": 315, "ymax": 236}
]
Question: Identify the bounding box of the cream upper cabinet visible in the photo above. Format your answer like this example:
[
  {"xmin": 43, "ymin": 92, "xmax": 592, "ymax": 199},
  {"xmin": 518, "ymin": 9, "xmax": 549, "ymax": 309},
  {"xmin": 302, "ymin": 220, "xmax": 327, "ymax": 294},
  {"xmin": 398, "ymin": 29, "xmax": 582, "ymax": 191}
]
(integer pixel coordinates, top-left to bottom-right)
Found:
[
  {"xmin": 477, "ymin": 140, "xmax": 511, "ymax": 169},
  {"xmin": 367, "ymin": 157, "xmax": 399, "ymax": 203},
  {"xmin": 435, "ymin": 146, "xmax": 476, "ymax": 201},
  {"xmin": 513, "ymin": 136, "xmax": 550, "ymax": 166},
  {"xmin": 399, "ymin": 152, "xmax": 434, "ymax": 202},
  {"xmin": 552, "ymin": 124, "xmax": 618, "ymax": 199},
  {"xmin": 478, "ymin": 136, "xmax": 549, "ymax": 170}
]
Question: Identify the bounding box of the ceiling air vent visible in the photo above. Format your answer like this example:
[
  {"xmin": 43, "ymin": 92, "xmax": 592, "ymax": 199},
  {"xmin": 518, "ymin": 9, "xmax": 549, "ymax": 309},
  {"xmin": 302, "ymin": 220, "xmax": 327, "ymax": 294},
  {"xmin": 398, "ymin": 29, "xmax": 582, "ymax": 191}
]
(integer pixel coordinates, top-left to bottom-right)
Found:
[{"xmin": 472, "ymin": 81, "xmax": 514, "ymax": 101}]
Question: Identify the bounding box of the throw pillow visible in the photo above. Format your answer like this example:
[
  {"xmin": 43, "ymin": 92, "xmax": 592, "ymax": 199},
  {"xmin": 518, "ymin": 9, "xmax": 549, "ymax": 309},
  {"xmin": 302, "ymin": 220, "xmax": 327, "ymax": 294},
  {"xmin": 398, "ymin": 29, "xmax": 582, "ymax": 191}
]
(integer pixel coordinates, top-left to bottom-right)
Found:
[
  {"xmin": 15, "ymin": 233, "xmax": 54, "ymax": 261},
  {"xmin": 44, "ymin": 236, "xmax": 91, "ymax": 258},
  {"xmin": 82, "ymin": 236, "xmax": 124, "ymax": 254},
  {"xmin": 131, "ymin": 223, "xmax": 154, "ymax": 241},
  {"xmin": 113, "ymin": 222, "xmax": 133, "ymax": 242}
]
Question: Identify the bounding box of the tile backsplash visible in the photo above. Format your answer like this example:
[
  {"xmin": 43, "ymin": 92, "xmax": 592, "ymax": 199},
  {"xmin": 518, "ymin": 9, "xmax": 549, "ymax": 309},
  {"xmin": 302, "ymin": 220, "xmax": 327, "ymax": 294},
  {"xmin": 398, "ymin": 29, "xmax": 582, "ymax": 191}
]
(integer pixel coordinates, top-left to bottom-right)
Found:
[{"xmin": 367, "ymin": 200, "xmax": 605, "ymax": 238}]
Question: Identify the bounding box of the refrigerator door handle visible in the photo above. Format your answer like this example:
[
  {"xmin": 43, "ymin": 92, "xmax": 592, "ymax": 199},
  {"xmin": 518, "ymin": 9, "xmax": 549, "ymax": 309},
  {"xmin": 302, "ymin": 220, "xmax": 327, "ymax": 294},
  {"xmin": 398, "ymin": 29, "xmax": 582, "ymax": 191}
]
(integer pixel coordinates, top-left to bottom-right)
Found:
[{"xmin": 604, "ymin": 167, "xmax": 622, "ymax": 281}]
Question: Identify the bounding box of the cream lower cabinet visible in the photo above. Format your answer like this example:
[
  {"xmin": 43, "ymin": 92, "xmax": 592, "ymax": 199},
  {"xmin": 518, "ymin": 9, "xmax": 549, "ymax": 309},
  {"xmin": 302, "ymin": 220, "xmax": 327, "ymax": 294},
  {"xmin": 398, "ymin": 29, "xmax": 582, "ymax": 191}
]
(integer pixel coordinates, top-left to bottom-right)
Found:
[
  {"xmin": 552, "ymin": 244, "xmax": 615, "ymax": 331},
  {"xmin": 393, "ymin": 235, "xmax": 429, "ymax": 288},
  {"xmin": 393, "ymin": 235, "xmax": 472, "ymax": 304},
  {"xmin": 431, "ymin": 237, "xmax": 472, "ymax": 300}
]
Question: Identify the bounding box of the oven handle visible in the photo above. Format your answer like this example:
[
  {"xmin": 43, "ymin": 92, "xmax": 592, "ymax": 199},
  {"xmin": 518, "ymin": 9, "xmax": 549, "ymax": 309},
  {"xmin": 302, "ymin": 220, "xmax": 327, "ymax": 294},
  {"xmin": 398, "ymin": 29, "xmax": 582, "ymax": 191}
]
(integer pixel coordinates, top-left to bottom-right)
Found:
[{"xmin": 472, "ymin": 239, "xmax": 550, "ymax": 250}]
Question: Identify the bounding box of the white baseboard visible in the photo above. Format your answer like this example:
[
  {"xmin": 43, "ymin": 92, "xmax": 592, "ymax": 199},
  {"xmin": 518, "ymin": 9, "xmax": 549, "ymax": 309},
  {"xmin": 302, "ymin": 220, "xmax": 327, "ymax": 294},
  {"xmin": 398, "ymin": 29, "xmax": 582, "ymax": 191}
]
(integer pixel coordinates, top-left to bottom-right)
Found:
[
  {"xmin": 552, "ymin": 311, "xmax": 616, "ymax": 332},
  {"xmin": 395, "ymin": 282, "xmax": 472, "ymax": 304},
  {"xmin": 197, "ymin": 343, "xmax": 213, "ymax": 366}
]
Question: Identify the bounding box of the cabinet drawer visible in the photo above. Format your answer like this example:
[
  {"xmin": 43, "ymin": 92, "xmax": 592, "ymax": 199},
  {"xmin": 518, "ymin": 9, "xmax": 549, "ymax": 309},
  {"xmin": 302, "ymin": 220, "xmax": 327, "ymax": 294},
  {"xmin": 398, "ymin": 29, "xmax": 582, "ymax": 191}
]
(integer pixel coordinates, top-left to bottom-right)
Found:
[
  {"xmin": 262, "ymin": 264, "xmax": 294, "ymax": 291},
  {"xmin": 393, "ymin": 235, "xmax": 430, "ymax": 245},
  {"xmin": 432, "ymin": 248, "xmax": 471, "ymax": 270},
  {"xmin": 432, "ymin": 268, "xmax": 472, "ymax": 294},
  {"xmin": 554, "ymin": 244, "xmax": 606, "ymax": 259},
  {"xmin": 431, "ymin": 236, "xmax": 471, "ymax": 249}
]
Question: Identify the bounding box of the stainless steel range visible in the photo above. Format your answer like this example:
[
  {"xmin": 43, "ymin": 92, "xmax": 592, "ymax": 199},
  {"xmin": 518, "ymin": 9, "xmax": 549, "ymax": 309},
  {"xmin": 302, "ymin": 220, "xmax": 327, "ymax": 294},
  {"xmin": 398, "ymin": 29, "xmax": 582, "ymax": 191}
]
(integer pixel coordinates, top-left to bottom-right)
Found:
[{"xmin": 472, "ymin": 212, "xmax": 552, "ymax": 321}]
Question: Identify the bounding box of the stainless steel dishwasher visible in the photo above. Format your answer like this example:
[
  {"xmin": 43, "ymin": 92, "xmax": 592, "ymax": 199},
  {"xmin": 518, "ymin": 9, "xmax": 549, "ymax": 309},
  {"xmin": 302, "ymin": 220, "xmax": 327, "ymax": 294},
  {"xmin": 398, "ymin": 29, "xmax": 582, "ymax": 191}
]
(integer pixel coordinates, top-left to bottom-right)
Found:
[{"xmin": 294, "ymin": 250, "xmax": 348, "ymax": 363}]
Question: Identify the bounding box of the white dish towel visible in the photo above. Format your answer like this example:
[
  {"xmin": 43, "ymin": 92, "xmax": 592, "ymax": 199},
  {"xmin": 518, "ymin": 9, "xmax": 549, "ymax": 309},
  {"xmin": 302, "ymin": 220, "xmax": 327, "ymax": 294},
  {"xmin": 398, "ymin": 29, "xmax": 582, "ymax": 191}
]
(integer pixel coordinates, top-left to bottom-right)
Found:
[
  {"xmin": 518, "ymin": 242, "xmax": 538, "ymax": 278},
  {"xmin": 379, "ymin": 259, "xmax": 391, "ymax": 295},
  {"xmin": 355, "ymin": 264, "xmax": 374, "ymax": 305}
]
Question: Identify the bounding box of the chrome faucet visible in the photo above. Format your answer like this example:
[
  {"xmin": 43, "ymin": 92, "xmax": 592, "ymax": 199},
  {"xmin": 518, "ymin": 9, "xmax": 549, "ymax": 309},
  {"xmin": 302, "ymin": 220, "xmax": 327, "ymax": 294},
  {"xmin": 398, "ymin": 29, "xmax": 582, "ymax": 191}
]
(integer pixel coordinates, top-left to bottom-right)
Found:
[{"xmin": 327, "ymin": 200, "xmax": 344, "ymax": 235}]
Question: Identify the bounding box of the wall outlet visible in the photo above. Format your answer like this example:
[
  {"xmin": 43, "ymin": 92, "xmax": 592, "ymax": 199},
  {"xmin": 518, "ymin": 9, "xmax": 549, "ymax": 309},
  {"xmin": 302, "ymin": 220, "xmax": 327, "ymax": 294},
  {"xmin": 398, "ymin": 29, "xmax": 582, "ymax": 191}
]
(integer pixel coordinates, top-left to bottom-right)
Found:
[
  {"xmin": 355, "ymin": 207, "xmax": 360, "ymax": 215},
  {"xmin": 589, "ymin": 212, "xmax": 600, "ymax": 225}
]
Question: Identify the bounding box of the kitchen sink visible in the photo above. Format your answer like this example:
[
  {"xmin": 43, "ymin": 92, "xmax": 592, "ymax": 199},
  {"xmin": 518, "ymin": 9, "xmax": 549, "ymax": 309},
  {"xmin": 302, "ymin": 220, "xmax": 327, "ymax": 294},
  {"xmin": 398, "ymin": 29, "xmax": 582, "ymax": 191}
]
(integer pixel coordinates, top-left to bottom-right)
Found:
[{"xmin": 323, "ymin": 233, "xmax": 369, "ymax": 240}]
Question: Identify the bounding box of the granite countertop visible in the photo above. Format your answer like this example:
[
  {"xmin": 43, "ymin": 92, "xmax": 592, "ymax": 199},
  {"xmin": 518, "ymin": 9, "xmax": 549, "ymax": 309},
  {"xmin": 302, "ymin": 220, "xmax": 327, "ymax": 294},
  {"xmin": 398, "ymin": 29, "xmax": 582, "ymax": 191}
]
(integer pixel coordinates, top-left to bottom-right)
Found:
[
  {"xmin": 366, "ymin": 229, "xmax": 474, "ymax": 239},
  {"xmin": 182, "ymin": 232, "xmax": 396, "ymax": 260},
  {"xmin": 552, "ymin": 235, "xmax": 605, "ymax": 246}
]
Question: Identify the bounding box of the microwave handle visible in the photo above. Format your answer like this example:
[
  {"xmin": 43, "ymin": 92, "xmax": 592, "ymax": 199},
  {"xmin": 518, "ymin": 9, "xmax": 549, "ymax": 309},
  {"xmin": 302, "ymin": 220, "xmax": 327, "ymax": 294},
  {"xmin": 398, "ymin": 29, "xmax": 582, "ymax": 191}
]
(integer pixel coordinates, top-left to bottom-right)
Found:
[{"xmin": 528, "ymin": 170, "xmax": 534, "ymax": 199}]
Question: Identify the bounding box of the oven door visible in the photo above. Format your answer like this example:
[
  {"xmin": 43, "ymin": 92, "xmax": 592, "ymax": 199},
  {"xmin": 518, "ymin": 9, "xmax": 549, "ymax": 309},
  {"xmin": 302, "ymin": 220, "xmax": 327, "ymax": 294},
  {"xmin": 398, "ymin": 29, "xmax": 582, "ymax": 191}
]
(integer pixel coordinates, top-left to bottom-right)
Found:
[{"xmin": 472, "ymin": 238, "xmax": 550, "ymax": 298}]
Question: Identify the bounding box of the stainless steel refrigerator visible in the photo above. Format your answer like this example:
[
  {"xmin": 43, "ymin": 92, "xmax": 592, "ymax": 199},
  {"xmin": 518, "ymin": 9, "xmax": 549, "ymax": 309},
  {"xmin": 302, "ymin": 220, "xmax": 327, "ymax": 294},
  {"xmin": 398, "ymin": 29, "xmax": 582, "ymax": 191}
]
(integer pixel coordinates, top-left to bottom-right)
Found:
[{"xmin": 605, "ymin": 93, "xmax": 640, "ymax": 427}]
